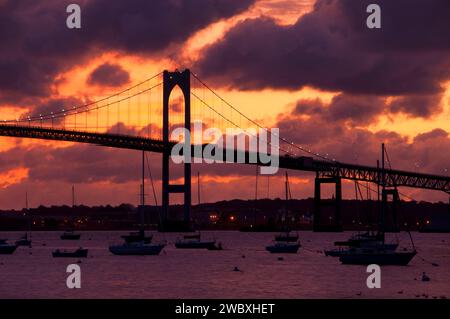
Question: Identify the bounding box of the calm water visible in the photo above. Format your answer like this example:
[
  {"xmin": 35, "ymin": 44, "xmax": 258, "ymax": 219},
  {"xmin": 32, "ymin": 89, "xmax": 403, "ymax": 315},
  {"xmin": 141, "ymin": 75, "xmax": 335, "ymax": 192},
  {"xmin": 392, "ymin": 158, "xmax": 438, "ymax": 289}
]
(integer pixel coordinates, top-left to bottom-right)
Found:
[{"xmin": 0, "ymin": 231, "xmax": 449, "ymax": 299}]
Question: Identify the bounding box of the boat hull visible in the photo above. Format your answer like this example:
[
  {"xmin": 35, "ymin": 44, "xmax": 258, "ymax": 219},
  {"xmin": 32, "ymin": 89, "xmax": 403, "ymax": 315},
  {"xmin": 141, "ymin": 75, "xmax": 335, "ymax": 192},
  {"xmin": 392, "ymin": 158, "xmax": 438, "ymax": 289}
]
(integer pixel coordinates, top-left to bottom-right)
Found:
[
  {"xmin": 339, "ymin": 251, "xmax": 416, "ymax": 265},
  {"xmin": 52, "ymin": 249, "xmax": 88, "ymax": 258},
  {"xmin": 0, "ymin": 245, "xmax": 17, "ymax": 254},
  {"xmin": 109, "ymin": 244, "xmax": 165, "ymax": 256}
]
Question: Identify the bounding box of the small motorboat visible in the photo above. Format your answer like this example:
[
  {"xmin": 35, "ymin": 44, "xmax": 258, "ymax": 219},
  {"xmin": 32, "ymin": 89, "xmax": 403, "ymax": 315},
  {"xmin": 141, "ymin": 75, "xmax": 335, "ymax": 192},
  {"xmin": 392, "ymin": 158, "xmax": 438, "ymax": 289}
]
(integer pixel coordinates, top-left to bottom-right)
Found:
[
  {"xmin": 16, "ymin": 233, "xmax": 32, "ymax": 246},
  {"xmin": 121, "ymin": 231, "xmax": 152, "ymax": 244},
  {"xmin": 266, "ymin": 241, "xmax": 301, "ymax": 254},
  {"xmin": 275, "ymin": 231, "xmax": 299, "ymax": 242},
  {"xmin": 109, "ymin": 241, "xmax": 165, "ymax": 256},
  {"xmin": 52, "ymin": 248, "xmax": 88, "ymax": 258},
  {"xmin": 60, "ymin": 230, "xmax": 81, "ymax": 240},
  {"xmin": 338, "ymin": 247, "xmax": 416, "ymax": 265},
  {"xmin": 0, "ymin": 239, "xmax": 18, "ymax": 255},
  {"xmin": 175, "ymin": 233, "xmax": 216, "ymax": 249}
]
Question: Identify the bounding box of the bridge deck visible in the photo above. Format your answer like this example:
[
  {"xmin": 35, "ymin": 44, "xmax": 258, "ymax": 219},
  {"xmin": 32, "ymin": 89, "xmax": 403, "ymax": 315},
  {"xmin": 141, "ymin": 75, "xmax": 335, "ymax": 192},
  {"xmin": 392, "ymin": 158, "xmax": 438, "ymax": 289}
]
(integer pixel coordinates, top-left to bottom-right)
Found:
[{"xmin": 1, "ymin": 124, "xmax": 449, "ymax": 193}]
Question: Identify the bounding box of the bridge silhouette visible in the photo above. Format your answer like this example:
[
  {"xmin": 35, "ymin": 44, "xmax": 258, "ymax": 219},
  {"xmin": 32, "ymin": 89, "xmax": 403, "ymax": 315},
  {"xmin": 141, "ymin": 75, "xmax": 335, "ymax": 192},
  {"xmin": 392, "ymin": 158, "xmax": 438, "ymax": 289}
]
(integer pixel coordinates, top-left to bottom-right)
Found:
[{"xmin": 1, "ymin": 69, "xmax": 449, "ymax": 231}]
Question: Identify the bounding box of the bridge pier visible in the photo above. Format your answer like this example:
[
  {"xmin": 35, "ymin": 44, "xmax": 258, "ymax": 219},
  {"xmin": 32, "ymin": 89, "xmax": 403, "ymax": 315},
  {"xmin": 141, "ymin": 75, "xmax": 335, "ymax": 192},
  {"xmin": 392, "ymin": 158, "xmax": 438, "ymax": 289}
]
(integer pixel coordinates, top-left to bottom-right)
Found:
[
  {"xmin": 161, "ymin": 69, "xmax": 191, "ymax": 230},
  {"xmin": 381, "ymin": 188, "xmax": 400, "ymax": 232},
  {"xmin": 313, "ymin": 176, "xmax": 343, "ymax": 232}
]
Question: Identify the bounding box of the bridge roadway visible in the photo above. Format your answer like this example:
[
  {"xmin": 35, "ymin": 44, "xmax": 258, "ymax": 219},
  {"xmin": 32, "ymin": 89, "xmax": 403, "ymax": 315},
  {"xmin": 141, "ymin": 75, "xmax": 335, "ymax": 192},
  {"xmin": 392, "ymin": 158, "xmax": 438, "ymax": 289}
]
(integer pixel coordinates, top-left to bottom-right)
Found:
[{"xmin": 1, "ymin": 124, "xmax": 449, "ymax": 193}]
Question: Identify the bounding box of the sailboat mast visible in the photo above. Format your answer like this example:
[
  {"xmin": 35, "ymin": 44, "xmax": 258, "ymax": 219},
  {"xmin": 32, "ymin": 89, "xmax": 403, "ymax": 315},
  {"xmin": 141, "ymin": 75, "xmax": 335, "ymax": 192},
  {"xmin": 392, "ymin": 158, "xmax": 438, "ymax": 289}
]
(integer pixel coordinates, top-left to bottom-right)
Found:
[
  {"xmin": 71, "ymin": 185, "xmax": 75, "ymax": 207},
  {"xmin": 197, "ymin": 172, "xmax": 201, "ymax": 205},
  {"xmin": 140, "ymin": 150, "xmax": 145, "ymax": 233},
  {"xmin": 285, "ymin": 172, "xmax": 289, "ymax": 201},
  {"xmin": 381, "ymin": 143, "xmax": 386, "ymax": 242},
  {"xmin": 285, "ymin": 172, "xmax": 289, "ymax": 231},
  {"xmin": 254, "ymin": 166, "xmax": 258, "ymax": 227},
  {"xmin": 142, "ymin": 150, "xmax": 145, "ymax": 207}
]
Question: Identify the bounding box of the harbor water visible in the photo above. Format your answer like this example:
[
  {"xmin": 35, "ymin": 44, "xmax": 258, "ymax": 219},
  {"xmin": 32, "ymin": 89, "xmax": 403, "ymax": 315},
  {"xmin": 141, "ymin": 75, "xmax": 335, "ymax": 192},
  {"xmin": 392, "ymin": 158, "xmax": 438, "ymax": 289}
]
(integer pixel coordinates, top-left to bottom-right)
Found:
[{"xmin": 0, "ymin": 231, "xmax": 449, "ymax": 298}]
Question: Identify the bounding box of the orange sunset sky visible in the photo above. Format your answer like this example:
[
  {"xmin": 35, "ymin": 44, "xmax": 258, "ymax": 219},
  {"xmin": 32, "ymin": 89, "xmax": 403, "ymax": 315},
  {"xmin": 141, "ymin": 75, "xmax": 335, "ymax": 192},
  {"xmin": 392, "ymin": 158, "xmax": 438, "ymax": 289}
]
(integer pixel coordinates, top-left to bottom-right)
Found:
[{"xmin": 0, "ymin": 0, "xmax": 450, "ymax": 209}]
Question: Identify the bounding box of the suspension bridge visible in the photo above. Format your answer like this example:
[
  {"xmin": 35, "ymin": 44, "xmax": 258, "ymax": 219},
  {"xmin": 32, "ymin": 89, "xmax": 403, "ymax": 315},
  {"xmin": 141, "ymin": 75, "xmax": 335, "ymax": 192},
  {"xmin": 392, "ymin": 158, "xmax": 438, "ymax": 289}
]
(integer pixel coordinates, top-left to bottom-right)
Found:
[{"xmin": 1, "ymin": 69, "xmax": 449, "ymax": 231}]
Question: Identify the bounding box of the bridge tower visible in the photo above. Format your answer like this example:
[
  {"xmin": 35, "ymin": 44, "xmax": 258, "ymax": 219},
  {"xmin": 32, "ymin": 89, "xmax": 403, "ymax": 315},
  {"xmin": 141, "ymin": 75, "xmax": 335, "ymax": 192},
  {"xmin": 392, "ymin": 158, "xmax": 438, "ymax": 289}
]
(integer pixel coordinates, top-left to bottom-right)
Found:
[
  {"xmin": 162, "ymin": 69, "xmax": 191, "ymax": 227},
  {"xmin": 313, "ymin": 176, "xmax": 343, "ymax": 232},
  {"xmin": 381, "ymin": 188, "xmax": 400, "ymax": 232}
]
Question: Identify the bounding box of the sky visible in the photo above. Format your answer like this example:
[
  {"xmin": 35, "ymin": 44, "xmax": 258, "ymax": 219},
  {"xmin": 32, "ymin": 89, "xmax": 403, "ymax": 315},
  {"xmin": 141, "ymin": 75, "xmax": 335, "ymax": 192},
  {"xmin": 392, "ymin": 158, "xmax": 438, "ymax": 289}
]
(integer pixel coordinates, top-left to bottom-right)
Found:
[{"xmin": 0, "ymin": 0, "xmax": 450, "ymax": 209}]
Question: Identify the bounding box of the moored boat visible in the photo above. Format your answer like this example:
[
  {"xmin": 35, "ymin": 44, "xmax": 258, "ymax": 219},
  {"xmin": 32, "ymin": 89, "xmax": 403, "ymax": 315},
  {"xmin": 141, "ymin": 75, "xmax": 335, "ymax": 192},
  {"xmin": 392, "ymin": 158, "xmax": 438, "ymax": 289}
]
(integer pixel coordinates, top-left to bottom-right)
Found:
[
  {"xmin": 175, "ymin": 233, "xmax": 216, "ymax": 249},
  {"xmin": 16, "ymin": 233, "xmax": 32, "ymax": 246},
  {"xmin": 338, "ymin": 248, "xmax": 416, "ymax": 265},
  {"xmin": 109, "ymin": 241, "xmax": 165, "ymax": 255},
  {"xmin": 0, "ymin": 239, "xmax": 17, "ymax": 255},
  {"xmin": 60, "ymin": 230, "xmax": 81, "ymax": 240},
  {"xmin": 266, "ymin": 241, "xmax": 301, "ymax": 254},
  {"xmin": 121, "ymin": 231, "xmax": 152, "ymax": 244}
]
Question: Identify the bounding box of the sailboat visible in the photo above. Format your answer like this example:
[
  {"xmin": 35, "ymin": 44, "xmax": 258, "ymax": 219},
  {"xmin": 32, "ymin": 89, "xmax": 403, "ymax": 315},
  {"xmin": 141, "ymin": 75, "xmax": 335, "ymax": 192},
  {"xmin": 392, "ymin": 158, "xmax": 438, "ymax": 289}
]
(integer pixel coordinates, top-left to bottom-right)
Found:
[
  {"xmin": 16, "ymin": 192, "xmax": 32, "ymax": 246},
  {"xmin": 109, "ymin": 151, "xmax": 165, "ymax": 256},
  {"xmin": 325, "ymin": 182, "xmax": 398, "ymax": 257},
  {"xmin": 61, "ymin": 186, "xmax": 81, "ymax": 240},
  {"xmin": 335, "ymin": 144, "xmax": 416, "ymax": 265},
  {"xmin": 325, "ymin": 231, "xmax": 398, "ymax": 257},
  {"xmin": 175, "ymin": 231, "xmax": 218, "ymax": 249},
  {"xmin": 0, "ymin": 239, "xmax": 17, "ymax": 255},
  {"xmin": 266, "ymin": 172, "xmax": 301, "ymax": 254}
]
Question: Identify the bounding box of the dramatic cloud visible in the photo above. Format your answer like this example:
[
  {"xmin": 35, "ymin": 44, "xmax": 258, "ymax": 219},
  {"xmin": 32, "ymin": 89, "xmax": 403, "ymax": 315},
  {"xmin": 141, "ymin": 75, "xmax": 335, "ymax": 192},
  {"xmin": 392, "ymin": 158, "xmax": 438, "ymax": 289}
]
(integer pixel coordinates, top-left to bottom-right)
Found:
[
  {"xmin": 0, "ymin": 0, "xmax": 255, "ymax": 103},
  {"xmin": 277, "ymin": 99, "xmax": 450, "ymax": 176},
  {"xmin": 294, "ymin": 94, "xmax": 387, "ymax": 126},
  {"xmin": 87, "ymin": 63, "xmax": 130, "ymax": 87},
  {"xmin": 196, "ymin": 0, "xmax": 450, "ymax": 117}
]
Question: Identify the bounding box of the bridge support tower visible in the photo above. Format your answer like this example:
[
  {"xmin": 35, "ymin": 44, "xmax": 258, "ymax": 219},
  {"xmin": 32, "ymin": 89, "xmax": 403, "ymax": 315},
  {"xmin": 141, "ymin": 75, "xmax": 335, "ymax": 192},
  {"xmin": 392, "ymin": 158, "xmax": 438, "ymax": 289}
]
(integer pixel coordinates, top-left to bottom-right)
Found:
[
  {"xmin": 161, "ymin": 69, "xmax": 191, "ymax": 229},
  {"xmin": 313, "ymin": 176, "xmax": 343, "ymax": 232},
  {"xmin": 381, "ymin": 188, "xmax": 400, "ymax": 232}
]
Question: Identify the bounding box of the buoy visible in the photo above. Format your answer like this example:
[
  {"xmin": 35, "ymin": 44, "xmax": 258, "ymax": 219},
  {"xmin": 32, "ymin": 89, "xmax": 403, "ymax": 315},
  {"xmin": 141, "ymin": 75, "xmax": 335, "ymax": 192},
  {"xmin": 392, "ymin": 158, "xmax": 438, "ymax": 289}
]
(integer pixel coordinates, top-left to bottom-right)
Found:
[
  {"xmin": 278, "ymin": 257, "xmax": 284, "ymax": 261},
  {"xmin": 421, "ymin": 272, "xmax": 431, "ymax": 282},
  {"xmin": 233, "ymin": 266, "xmax": 240, "ymax": 272},
  {"xmin": 397, "ymin": 291, "xmax": 403, "ymax": 294},
  {"xmin": 241, "ymin": 255, "xmax": 245, "ymax": 258}
]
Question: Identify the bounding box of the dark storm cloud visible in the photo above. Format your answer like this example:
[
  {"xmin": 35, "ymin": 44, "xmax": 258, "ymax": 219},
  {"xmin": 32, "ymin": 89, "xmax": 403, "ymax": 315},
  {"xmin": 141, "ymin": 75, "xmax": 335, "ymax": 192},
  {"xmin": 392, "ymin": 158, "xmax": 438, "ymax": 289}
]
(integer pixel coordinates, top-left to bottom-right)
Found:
[
  {"xmin": 0, "ymin": 0, "xmax": 255, "ymax": 103},
  {"xmin": 87, "ymin": 63, "xmax": 130, "ymax": 87},
  {"xmin": 389, "ymin": 94, "xmax": 444, "ymax": 118},
  {"xmin": 276, "ymin": 100, "xmax": 450, "ymax": 175},
  {"xmin": 293, "ymin": 94, "xmax": 386, "ymax": 126},
  {"xmin": 196, "ymin": 0, "xmax": 450, "ymax": 117}
]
